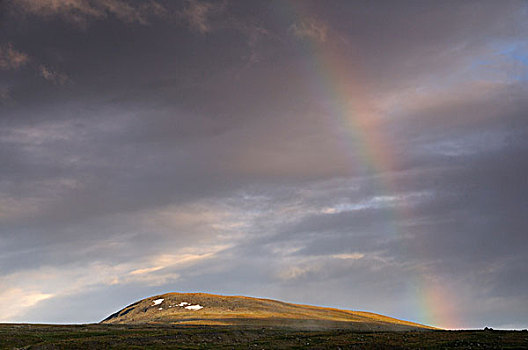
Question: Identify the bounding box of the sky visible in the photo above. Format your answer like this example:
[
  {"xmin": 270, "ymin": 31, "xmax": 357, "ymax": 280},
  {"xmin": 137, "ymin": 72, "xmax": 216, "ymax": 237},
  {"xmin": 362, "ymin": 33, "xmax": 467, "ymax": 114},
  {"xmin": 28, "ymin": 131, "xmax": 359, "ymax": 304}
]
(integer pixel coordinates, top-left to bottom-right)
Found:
[{"xmin": 1, "ymin": 0, "xmax": 527, "ymax": 330}]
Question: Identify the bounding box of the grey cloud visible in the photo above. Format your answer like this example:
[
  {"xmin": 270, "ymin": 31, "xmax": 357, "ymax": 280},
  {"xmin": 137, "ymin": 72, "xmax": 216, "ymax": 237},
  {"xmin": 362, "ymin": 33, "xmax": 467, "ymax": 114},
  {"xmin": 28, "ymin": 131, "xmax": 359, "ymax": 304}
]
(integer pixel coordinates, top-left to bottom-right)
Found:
[
  {"xmin": 38, "ymin": 64, "xmax": 70, "ymax": 85},
  {"xmin": 290, "ymin": 17, "xmax": 328, "ymax": 42},
  {"xmin": 0, "ymin": 43, "xmax": 30, "ymax": 70},
  {"xmin": 0, "ymin": 87, "xmax": 10, "ymax": 102},
  {"xmin": 9, "ymin": 0, "xmax": 166, "ymax": 25},
  {"xmin": 0, "ymin": 43, "xmax": 70, "ymax": 86},
  {"xmin": 1, "ymin": 0, "xmax": 527, "ymax": 329},
  {"xmin": 181, "ymin": 0, "xmax": 225, "ymax": 34}
]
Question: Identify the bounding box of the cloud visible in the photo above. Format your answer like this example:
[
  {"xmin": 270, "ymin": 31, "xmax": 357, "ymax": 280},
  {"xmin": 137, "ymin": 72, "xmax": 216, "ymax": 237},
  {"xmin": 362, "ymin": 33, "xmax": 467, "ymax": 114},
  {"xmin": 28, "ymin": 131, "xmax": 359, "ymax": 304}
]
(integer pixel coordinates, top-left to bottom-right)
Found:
[
  {"xmin": 290, "ymin": 18, "xmax": 328, "ymax": 42},
  {"xmin": 1, "ymin": 0, "xmax": 527, "ymax": 329},
  {"xmin": 234, "ymin": 22, "xmax": 269, "ymax": 69},
  {"xmin": 0, "ymin": 196, "xmax": 42, "ymax": 223},
  {"xmin": 128, "ymin": 245, "xmax": 230, "ymax": 277},
  {"xmin": 0, "ymin": 87, "xmax": 11, "ymax": 102},
  {"xmin": 0, "ymin": 240, "xmax": 230, "ymax": 321},
  {"xmin": 10, "ymin": 0, "xmax": 166, "ymax": 26},
  {"xmin": 277, "ymin": 264, "xmax": 321, "ymax": 281},
  {"xmin": 332, "ymin": 253, "xmax": 365, "ymax": 260},
  {"xmin": 10, "ymin": 0, "xmax": 233, "ymax": 35},
  {"xmin": 0, "ymin": 43, "xmax": 30, "ymax": 70},
  {"xmin": 0, "ymin": 288, "xmax": 54, "ymax": 322},
  {"xmin": 181, "ymin": 0, "xmax": 225, "ymax": 34},
  {"xmin": 321, "ymin": 192, "xmax": 433, "ymax": 214},
  {"xmin": 0, "ymin": 44, "xmax": 70, "ymax": 85},
  {"xmin": 38, "ymin": 65, "xmax": 70, "ymax": 85}
]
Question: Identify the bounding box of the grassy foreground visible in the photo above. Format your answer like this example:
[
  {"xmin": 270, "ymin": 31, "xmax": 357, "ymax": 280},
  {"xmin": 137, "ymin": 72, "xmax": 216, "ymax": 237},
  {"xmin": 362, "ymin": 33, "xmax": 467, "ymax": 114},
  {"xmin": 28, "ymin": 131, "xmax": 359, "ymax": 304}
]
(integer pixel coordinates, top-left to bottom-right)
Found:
[{"xmin": 1, "ymin": 324, "xmax": 527, "ymax": 349}]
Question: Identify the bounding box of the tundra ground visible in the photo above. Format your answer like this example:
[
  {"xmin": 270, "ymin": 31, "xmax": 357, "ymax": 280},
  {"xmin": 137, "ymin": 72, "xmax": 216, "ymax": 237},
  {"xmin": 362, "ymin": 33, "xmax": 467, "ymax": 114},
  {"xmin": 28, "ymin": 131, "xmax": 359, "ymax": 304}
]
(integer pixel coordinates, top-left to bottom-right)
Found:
[{"xmin": 1, "ymin": 324, "xmax": 527, "ymax": 349}]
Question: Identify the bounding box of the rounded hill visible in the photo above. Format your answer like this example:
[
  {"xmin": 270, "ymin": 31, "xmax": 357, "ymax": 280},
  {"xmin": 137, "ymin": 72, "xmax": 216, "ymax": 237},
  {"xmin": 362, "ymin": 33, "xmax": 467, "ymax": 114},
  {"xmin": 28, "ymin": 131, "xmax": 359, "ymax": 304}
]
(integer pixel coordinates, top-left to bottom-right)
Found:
[{"xmin": 101, "ymin": 292, "xmax": 436, "ymax": 331}]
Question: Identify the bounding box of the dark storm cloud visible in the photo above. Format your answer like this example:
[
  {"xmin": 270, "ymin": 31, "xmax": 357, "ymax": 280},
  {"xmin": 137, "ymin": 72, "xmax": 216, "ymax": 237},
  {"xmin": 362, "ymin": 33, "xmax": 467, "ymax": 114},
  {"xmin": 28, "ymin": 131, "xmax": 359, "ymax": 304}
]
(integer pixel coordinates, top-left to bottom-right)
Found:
[{"xmin": 1, "ymin": 0, "xmax": 527, "ymax": 329}]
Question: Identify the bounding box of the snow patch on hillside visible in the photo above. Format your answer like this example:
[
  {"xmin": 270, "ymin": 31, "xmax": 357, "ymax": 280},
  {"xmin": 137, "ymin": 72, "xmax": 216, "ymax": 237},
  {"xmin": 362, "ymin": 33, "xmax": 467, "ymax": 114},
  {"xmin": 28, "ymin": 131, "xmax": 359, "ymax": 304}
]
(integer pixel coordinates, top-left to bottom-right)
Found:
[
  {"xmin": 151, "ymin": 300, "xmax": 204, "ymax": 311},
  {"xmin": 185, "ymin": 304, "xmax": 203, "ymax": 311}
]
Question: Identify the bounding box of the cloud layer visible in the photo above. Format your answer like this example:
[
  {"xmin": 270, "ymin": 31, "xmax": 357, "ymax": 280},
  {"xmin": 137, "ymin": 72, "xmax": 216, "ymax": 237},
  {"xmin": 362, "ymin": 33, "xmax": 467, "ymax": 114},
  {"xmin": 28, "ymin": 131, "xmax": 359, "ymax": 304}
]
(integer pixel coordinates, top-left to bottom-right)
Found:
[
  {"xmin": 10, "ymin": 0, "xmax": 165, "ymax": 25},
  {"xmin": 1, "ymin": 0, "xmax": 527, "ymax": 329}
]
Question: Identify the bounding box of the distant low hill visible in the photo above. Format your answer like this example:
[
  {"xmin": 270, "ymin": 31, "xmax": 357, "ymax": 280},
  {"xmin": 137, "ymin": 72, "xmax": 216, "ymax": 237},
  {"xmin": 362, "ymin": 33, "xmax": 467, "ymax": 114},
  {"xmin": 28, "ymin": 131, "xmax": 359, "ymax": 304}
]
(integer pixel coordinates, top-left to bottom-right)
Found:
[{"xmin": 101, "ymin": 292, "xmax": 436, "ymax": 331}]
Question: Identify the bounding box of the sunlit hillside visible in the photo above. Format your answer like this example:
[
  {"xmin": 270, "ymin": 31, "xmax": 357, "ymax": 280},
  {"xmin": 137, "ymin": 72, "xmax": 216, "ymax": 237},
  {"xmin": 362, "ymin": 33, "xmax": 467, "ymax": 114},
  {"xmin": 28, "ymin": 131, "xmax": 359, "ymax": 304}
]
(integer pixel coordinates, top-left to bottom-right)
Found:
[{"xmin": 102, "ymin": 292, "xmax": 436, "ymax": 331}]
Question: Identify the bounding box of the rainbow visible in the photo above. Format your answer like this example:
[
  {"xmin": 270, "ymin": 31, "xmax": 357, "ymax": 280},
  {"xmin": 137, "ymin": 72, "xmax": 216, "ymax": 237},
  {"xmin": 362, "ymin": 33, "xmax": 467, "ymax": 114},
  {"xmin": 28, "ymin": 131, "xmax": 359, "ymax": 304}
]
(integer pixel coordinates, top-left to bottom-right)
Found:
[{"xmin": 280, "ymin": 0, "xmax": 459, "ymax": 329}]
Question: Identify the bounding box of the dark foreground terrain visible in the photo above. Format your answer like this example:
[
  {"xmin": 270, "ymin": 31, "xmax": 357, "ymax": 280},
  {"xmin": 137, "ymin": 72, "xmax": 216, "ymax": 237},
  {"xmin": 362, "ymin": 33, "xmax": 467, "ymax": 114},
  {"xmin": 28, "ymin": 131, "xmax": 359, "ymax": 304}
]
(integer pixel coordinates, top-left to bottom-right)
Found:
[{"xmin": 1, "ymin": 324, "xmax": 527, "ymax": 349}]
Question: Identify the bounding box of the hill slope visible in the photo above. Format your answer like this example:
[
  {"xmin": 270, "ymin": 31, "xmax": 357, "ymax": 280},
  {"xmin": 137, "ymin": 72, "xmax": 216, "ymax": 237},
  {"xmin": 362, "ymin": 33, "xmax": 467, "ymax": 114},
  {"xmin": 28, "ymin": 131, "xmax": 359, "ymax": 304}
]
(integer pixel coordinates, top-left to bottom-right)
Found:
[{"xmin": 101, "ymin": 292, "xmax": 436, "ymax": 331}]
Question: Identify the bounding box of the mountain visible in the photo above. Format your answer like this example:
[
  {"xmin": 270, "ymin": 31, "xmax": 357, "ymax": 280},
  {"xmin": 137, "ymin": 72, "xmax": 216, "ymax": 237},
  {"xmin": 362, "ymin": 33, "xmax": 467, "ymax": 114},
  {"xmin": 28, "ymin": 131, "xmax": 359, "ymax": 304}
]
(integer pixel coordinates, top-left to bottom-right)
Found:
[{"xmin": 101, "ymin": 292, "xmax": 436, "ymax": 331}]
